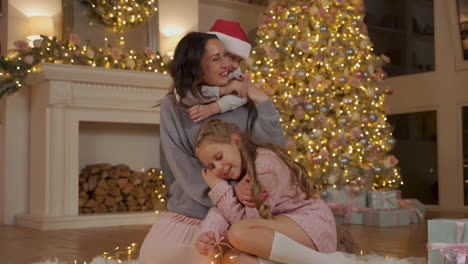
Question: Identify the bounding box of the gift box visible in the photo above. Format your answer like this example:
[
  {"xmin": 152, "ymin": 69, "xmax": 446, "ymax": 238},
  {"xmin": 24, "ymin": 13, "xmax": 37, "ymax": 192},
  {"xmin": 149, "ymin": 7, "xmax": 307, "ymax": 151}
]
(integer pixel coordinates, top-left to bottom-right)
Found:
[
  {"xmin": 428, "ymin": 218, "xmax": 468, "ymax": 264},
  {"xmin": 367, "ymin": 190, "xmax": 399, "ymax": 209},
  {"xmin": 328, "ymin": 202, "xmax": 368, "ymax": 225},
  {"xmin": 398, "ymin": 199, "xmax": 425, "ymax": 224},
  {"xmin": 326, "ymin": 186, "xmax": 367, "ymax": 208},
  {"xmin": 365, "ymin": 208, "xmax": 410, "ymax": 227},
  {"xmin": 345, "ymin": 210, "xmax": 367, "ymax": 225}
]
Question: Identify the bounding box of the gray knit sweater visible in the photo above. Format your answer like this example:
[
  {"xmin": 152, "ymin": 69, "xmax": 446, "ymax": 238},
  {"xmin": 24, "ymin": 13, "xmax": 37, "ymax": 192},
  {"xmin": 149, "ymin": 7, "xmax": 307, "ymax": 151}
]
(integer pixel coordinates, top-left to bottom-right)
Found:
[{"xmin": 159, "ymin": 95, "xmax": 285, "ymax": 219}]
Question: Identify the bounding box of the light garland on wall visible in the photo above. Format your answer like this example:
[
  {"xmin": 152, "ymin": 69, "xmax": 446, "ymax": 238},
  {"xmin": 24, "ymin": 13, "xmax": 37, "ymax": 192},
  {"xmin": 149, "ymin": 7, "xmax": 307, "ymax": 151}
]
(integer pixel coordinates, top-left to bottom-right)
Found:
[
  {"xmin": 81, "ymin": 0, "xmax": 159, "ymax": 32},
  {"xmin": 0, "ymin": 34, "xmax": 171, "ymax": 98}
]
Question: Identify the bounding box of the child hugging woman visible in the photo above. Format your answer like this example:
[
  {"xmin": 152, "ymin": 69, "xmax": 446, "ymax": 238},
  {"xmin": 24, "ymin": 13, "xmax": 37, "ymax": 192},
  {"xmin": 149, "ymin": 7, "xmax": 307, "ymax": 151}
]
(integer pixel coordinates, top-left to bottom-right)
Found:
[{"xmin": 194, "ymin": 119, "xmax": 351, "ymax": 264}]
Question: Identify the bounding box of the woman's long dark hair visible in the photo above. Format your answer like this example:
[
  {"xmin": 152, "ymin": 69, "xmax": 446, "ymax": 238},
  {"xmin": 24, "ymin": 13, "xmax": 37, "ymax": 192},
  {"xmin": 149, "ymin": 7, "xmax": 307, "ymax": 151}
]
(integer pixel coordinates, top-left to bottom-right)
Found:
[{"xmin": 169, "ymin": 32, "xmax": 219, "ymax": 103}]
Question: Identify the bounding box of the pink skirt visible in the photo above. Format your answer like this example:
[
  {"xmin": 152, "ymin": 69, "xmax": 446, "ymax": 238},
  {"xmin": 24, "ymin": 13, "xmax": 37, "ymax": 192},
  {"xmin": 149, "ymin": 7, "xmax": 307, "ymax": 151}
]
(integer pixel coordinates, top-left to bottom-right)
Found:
[{"xmin": 138, "ymin": 211, "xmax": 210, "ymax": 264}]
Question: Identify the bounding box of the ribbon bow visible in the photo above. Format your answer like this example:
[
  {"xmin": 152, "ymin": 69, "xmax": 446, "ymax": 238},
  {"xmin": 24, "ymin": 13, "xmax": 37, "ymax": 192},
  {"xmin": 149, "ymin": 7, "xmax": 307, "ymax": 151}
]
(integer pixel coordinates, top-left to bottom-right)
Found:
[
  {"xmin": 370, "ymin": 191, "xmax": 398, "ymax": 208},
  {"xmin": 210, "ymin": 235, "xmax": 239, "ymax": 264},
  {"xmin": 427, "ymin": 220, "xmax": 468, "ymax": 264}
]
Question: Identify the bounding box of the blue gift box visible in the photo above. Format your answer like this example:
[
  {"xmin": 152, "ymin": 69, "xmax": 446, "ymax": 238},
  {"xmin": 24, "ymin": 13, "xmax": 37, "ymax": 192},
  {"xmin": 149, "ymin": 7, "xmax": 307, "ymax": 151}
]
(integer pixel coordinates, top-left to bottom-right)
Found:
[
  {"xmin": 326, "ymin": 186, "xmax": 367, "ymax": 208},
  {"xmin": 365, "ymin": 208, "xmax": 410, "ymax": 227},
  {"xmin": 367, "ymin": 190, "xmax": 399, "ymax": 209},
  {"xmin": 428, "ymin": 219, "xmax": 468, "ymax": 264},
  {"xmin": 398, "ymin": 199, "xmax": 426, "ymax": 224}
]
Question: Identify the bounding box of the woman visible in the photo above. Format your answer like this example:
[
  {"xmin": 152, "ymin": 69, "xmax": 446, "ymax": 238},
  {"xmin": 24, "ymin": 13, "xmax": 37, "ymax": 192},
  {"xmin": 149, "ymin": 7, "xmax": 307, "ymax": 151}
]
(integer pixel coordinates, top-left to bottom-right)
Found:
[{"xmin": 138, "ymin": 32, "xmax": 285, "ymax": 264}]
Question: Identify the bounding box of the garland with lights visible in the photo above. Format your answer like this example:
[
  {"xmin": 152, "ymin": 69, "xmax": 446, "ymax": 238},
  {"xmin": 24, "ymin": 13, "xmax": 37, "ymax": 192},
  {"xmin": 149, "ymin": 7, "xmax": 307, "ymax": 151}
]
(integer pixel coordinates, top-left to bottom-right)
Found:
[
  {"xmin": 0, "ymin": 34, "xmax": 170, "ymax": 98},
  {"xmin": 80, "ymin": 0, "xmax": 158, "ymax": 32},
  {"xmin": 248, "ymin": 0, "xmax": 401, "ymax": 190}
]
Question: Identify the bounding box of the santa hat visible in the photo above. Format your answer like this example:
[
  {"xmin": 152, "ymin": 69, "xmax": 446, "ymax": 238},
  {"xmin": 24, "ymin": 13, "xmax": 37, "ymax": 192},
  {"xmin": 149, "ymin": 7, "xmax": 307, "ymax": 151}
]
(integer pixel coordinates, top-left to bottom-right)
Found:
[{"xmin": 208, "ymin": 19, "xmax": 251, "ymax": 60}]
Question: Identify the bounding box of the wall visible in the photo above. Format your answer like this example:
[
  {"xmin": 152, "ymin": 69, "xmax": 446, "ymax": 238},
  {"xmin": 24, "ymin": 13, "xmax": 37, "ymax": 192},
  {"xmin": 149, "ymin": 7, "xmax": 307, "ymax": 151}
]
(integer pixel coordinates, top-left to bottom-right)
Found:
[
  {"xmin": 385, "ymin": 0, "xmax": 468, "ymax": 211},
  {"xmin": 7, "ymin": 0, "xmax": 61, "ymax": 48},
  {"xmin": 199, "ymin": 0, "xmax": 265, "ymax": 42}
]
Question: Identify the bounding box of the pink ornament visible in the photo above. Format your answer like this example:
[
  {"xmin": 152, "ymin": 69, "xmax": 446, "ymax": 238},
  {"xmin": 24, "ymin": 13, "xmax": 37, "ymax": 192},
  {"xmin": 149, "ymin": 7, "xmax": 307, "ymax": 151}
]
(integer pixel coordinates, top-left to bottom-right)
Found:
[
  {"xmin": 328, "ymin": 46, "xmax": 338, "ymax": 54},
  {"xmin": 294, "ymin": 108, "xmax": 306, "ymax": 120},
  {"xmin": 264, "ymin": 15, "xmax": 273, "ymax": 24},
  {"xmin": 318, "ymin": 114, "xmax": 328, "ymax": 126},
  {"xmin": 69, "ymin": 33, "xmax": 81, "ymax": 45},
  {"xmin": 110, "ymin": 48, "xmax": 121, "ymax": 59},
  {"xmin": 388, "ymin": 155, "xmax": 399, "ymax": 166},
  {"xmin": 336, "ymin": 0, "xmax": 347, "ymax": 5},
  {"xmin": 350, "ymin": 185, "xmax": 362, "ymax": 195},
  {"xmin": 13, "ymin": 40, "xmax": 29, "ymax": 51},
  {"xmin": 298, "ymin": 19, "xmax": 308, "ymax": 30},
  {"xmin": 319, "ymin": 8, "xmax": 327, "ymax": 18},
  {"xmin": 381, "ymin": 55, "xmax": 391, "ymax": 63},
  {"xmin": 277, "ymin": 19, "xmax": 287, "ymax": 29},
  {"xmin": 285, "ymin": 138, "xmax": 297, "ymax": 151},
  {"xmin": 354, "ymin": 70, "xmax": 364, "ymax": 78},
  {"xmin": 288, "ymin": 97, "xmax": 299, "ymax": 107},
  {"xmin": 309, "ymin": 78, "xmax": 320, "ymax": 88},
  {"xmin": 144, "ymin": 47, "xmax": 155, "ymax": 58},
  {"xmin": 279, "ymin": 69, "xmax": 288, "ymax": 77},
  {"xmin": 349, "ymin": 77, "xmax": 361, "ymax": 88},
  {"xmin": 322, "ymin": 79, "xmax": 332, "ymax": 88},
  {"xmin": 328, "ymin": 138, "xmax": 340, "ymax": 149},
  {"xmin": 311, "ymin": 154, "xmax": 323, "ymax": 164},
  {"xmin": 299, "ymin": 42, "xmax": 310, "ymax": 52},
  {"xmin": 351, "ymin": 127, "xmax": 361, "ymax": 139},
  {"xmin": 327, "ymin": 15, "xmax": 336, "ymax": 24},
  {"xmin": 267, "ymin": 47, "xmax": 279, "ymax": 59},
  {"xmin": 319, "ymin": 149, "xmax": 330, "ymax": 160},
  {"xmin": 301, "ymin": 3, "xmax": 309, "ymax": 11}
]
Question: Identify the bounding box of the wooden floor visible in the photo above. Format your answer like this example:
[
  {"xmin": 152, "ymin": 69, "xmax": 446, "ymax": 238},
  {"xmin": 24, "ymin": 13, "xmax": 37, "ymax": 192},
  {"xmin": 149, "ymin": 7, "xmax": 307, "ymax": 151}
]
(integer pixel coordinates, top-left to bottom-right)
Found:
[{"xmin": 0, "ymin": 211, "xmax": 464, "ymax": 264}]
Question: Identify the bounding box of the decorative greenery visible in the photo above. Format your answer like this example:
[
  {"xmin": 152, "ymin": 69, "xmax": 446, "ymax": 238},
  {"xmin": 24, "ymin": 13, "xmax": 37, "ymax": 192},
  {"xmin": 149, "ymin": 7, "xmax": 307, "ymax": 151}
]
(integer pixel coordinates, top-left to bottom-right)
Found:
[
  {"xmin": 0, "ymin": 34, "xmax": 170, "ymax": 98},
  {"xmin": 80, "ymin": 0, "xmax": 158, "ymax": 32}
]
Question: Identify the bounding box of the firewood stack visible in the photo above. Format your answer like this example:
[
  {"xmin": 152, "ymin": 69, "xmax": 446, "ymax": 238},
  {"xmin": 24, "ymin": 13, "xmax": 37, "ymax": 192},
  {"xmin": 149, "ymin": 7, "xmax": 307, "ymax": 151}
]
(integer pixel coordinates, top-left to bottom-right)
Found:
[{"xmin": 79, "ymin": 163, "xmax": 166, "ymax": 214}]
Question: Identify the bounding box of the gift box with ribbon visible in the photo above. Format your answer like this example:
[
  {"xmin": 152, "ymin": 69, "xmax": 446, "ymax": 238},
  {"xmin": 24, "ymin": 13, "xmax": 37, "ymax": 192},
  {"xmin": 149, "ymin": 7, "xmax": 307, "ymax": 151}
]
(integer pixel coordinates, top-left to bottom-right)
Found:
[
  {"xmin": 365, "ymin": 208, "xmax": 411, "ymax": 227},
  {"xmin": 427, "ymin": 219, "xmax": 468, "ymax": 264},
  {"xmin": 398, "ymin": 199, "xmax": 426, "ymax": 223},
  {"xmin": 367, "ymin": 190, "xmax": 399, "ymax": 209},
  {"xmin": 327, "ymin": 202, "xmax": 370, "ymax": 225},
  {"xmin": 326, "ymin": 186, "xmax": 367, "ymax": 208}
]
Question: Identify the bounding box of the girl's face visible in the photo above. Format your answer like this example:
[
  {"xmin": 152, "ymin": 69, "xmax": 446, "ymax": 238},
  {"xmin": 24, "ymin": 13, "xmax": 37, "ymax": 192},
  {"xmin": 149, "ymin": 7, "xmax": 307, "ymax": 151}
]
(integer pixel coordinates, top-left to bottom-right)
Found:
[
  {"xmin": 225, "ymin": 52, "xmax": 244, "ymax": 74},
  {"xmin": 196, "ymin": 134, "xmax": 242, "ymax": 180},
  {"xmin": 201, "ymin": 39, "xmax": 230, "ymax": 86}
]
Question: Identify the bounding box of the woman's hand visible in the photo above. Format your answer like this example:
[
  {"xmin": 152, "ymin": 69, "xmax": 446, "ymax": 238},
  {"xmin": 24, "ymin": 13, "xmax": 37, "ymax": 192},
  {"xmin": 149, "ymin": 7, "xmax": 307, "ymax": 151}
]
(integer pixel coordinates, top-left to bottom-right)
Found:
[
  {"xmin": 202, "ymin": 168, "xmax": 224, "ymax": 189},
  {"xmin": 189, "ymin": 103, "xmax": 220, "ymax": 123},
  {"xmin": 195, "ymin": 231, "xmax": 216, "ymax": 256},
  {"xmin": 234, "ymin": 175, "xmax": 269, "ymax": 208}
]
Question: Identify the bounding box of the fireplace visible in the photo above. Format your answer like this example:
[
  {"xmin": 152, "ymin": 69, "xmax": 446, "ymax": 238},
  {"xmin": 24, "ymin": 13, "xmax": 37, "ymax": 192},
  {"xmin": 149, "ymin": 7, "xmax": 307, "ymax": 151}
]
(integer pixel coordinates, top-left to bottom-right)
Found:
[{"xmin": 16, "ymin": 63, "xmax": 171, "ymax": 229}]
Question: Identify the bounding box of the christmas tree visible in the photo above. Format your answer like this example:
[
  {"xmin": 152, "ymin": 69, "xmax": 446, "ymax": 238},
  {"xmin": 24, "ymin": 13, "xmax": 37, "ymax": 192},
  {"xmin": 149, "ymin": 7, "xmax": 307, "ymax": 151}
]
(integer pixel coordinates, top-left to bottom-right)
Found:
[{"xmin": 247, "ymin": 0, "xmax": 402, "ymax": 191}]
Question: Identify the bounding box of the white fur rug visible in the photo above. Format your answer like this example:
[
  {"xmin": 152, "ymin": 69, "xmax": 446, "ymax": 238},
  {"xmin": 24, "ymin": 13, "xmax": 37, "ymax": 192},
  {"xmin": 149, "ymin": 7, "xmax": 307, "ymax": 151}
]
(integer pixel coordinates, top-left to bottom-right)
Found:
[{"xmin": 34, "ymin": 253, "xmax": 426, "ymax": 264}]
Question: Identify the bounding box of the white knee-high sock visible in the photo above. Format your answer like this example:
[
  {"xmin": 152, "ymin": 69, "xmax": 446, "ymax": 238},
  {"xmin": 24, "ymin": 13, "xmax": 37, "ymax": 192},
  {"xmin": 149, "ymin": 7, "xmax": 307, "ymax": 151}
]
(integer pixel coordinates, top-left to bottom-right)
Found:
[{"xmin": 268, "ymin": 232, "xmax": 355, "ymax": 264}]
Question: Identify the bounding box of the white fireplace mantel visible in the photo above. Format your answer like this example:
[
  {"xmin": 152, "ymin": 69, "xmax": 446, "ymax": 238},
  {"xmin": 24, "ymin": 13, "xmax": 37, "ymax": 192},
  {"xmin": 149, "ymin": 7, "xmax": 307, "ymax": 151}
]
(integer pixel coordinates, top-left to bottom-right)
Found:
[{"xmin": 15, "ymin": 63, "xmax": 171, "ymax": 229}]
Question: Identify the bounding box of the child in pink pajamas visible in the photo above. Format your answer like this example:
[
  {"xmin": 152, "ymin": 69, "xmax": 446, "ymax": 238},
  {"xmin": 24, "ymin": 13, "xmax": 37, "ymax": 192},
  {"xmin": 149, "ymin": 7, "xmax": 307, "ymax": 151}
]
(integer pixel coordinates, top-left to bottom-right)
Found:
[{"xmin": 194, "ymin": 119, "xmax": 344, "ymax": 264}]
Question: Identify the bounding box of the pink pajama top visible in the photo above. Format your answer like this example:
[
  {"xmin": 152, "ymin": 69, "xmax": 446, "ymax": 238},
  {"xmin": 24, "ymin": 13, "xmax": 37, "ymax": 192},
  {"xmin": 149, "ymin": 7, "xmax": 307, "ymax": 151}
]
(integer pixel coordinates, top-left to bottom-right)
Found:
[{"xmin": 200, "ymin": 148, "xmax": 337, "ymax": 253}]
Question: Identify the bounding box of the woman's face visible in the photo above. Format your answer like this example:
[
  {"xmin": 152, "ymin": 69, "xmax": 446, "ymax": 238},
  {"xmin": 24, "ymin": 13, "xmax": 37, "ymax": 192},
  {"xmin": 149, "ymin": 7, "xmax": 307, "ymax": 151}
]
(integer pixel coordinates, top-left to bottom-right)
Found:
[
  {"xmin": 196, "ymin": 135, "xmax": 242, "ymax": 181},
  {"xmin": 201, "ymin": 39, "xmax": 230, "ymax": 86}
]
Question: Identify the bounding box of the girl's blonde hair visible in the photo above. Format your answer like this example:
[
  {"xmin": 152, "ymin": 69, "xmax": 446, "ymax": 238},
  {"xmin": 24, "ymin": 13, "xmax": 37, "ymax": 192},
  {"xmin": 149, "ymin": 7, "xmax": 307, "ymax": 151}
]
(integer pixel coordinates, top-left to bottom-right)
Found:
[{"xmin": 195, "ymin": 119, "xmax": 318, "ymax": 219}]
